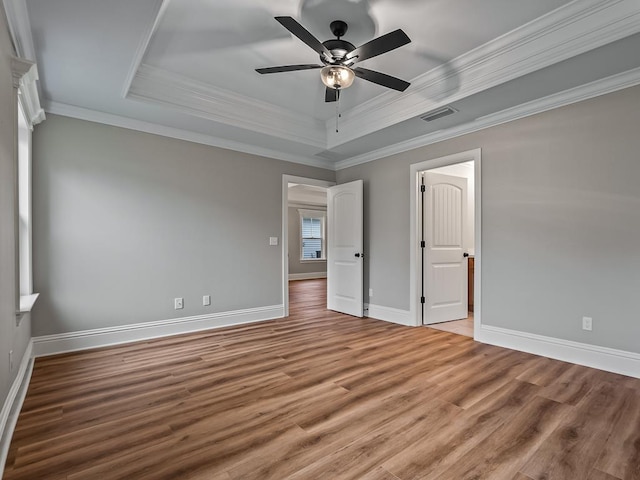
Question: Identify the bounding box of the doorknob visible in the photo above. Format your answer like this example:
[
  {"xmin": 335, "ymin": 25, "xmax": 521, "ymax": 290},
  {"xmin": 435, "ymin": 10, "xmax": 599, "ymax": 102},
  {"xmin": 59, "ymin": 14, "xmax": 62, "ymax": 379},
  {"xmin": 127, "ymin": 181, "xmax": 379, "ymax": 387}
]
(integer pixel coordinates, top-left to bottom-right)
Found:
[
  {"xmin": 463, "ymin": 252, "xmax": 469, "ymax": 258},
  {"xmin": 355, "ymin": 253, "xmax": 364, "ymax": 258}
]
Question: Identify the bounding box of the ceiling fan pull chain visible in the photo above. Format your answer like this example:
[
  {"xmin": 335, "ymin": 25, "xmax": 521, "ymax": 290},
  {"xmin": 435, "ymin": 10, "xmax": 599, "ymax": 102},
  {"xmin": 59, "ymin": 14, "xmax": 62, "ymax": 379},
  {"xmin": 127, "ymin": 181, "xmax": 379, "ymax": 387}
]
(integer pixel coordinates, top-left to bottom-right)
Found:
[{"xmin": 336, "ymin": 89, "xmax": 341, "ymax": 133}]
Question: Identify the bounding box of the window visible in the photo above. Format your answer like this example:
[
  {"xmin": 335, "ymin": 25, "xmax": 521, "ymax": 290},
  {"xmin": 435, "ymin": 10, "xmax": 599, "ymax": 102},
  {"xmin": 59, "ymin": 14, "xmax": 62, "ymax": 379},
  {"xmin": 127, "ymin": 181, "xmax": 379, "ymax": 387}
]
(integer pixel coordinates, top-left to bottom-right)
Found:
[
  {"xmin": 18, "ymin": 101, "xmax": 31, "ymax": 295},
  {"xmin": 299, "ymin": 209, "xmax": 326, "ymax": 260},
  {"xmin": 17, "ymin": 96, "xmax": 38, "ymax": 315},
  {"xmin": 11, "ymin": 57, "xmax": 43, "ymax": 316}
]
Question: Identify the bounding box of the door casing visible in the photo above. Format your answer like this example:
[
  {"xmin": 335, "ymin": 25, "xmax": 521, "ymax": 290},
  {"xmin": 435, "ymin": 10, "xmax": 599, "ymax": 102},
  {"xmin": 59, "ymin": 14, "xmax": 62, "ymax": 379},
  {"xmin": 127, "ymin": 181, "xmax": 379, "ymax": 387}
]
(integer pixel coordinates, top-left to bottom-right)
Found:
[
  {"xmin": 282, "ymin": 175, "xmax": 335, "ymax": 317},
  {"xmin": 409, "ymin": 149, "xmax": 482, "ymax": 337}
]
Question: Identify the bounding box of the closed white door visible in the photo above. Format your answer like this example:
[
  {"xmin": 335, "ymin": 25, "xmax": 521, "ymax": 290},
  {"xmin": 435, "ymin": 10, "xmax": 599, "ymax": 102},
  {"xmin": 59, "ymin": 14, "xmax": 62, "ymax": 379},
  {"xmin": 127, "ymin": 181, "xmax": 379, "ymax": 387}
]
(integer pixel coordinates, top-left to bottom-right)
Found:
[
  {"xmin": 327, "ymin": 180, "xmax": 363, "ymax": 317},
  {"xmin": 423, "ymin": 172, "xmax": 468, "ymax": 324}
]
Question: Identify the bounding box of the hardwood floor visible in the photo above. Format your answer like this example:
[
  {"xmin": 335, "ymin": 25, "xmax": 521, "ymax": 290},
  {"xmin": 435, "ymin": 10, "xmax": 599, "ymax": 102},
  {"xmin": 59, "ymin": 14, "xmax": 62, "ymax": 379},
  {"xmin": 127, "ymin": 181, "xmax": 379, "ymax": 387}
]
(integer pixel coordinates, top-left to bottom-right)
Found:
[{"xmin": 4, "ymin": 279, "xmax": 640, "ymax": 479}]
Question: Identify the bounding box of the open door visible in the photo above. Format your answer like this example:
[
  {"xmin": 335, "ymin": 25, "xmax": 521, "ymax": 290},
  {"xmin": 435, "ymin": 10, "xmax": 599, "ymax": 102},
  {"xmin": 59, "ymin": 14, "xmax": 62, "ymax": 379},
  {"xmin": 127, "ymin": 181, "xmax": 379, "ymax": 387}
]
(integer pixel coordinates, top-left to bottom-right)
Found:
[
  {"xmin": 327, "ymin": 180, "xmax": 363, "ymax": 317},
  {"xmin": 423, "ymin": 172, "xmax": 468, "ymax": 324}
]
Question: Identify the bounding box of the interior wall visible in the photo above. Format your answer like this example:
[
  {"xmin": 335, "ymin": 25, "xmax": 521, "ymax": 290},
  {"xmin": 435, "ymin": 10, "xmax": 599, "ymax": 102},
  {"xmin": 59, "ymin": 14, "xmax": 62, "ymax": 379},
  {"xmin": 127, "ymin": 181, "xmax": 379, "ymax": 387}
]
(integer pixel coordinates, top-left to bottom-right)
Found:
[
  {"xmin": 31, "ymin": 114, "xmax": 335, "ymax": 337},
  {"xmin": 337, "ymin": 84, "xmax": 640, "ymax": 354},
  {"xmin": 287, "ymin": 206, "xmax": 327, "ymax": 276},
  {"xmin": 0, "ymin": 8, "xmax": 32, "ymax": 420}
]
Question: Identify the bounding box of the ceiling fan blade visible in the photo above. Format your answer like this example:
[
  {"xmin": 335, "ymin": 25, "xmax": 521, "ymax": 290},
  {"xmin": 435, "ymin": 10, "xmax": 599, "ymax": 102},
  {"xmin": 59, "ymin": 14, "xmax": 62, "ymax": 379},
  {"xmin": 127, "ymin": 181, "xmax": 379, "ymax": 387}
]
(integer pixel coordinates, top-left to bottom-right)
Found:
[
  {"xmin": 256, "ymin": 64, "xmax": 323, "ymax": 74},
  {"xmin": 275, "ymin": 16, "xmax": 332, "ymax": 59},
  {"xmin": 346, "ymin": 29, "xmax": 411, "ymax": 63},
  {"xmin": 353, "ymin": 67, "xmax": 410, "ymax": 92},
  {"xmin": 325, "ymin": 87, "xmax": 338, "ymax": 103}
]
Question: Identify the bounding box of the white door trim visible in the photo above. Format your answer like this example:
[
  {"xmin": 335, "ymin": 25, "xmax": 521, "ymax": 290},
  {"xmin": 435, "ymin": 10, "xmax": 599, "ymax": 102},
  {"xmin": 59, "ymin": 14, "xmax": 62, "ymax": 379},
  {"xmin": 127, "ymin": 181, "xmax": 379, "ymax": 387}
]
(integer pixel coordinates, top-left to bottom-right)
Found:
[
  {"xmin": 282, "ymin": 175, "xmax": 335, "ymax": 317},
  {"xmin": 409, "ymin": 149, "xmax": 482, "ymax": 334}
]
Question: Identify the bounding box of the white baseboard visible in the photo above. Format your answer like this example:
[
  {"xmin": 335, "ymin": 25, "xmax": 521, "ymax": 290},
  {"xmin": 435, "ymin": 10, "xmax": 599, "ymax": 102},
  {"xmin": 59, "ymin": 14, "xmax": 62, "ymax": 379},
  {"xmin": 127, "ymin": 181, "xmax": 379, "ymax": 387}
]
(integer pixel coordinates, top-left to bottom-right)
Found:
[
  {"xmin": 365, "ymin": 303, "xmax": 413, "ymax": 326},
  {"xmin": 288, "ymin": 272, "xmax": 327, "ymax": 281},
  {"xmin": 32, "ymin": 304, "xmax": 285, "ymax": 357},
  {"xmin": 476, "ymin": 324, "xmax": 640, "ymax": 379},
  {"xmin": 0, "ymin": 340, "xmax": 34, "ymax": 474}
]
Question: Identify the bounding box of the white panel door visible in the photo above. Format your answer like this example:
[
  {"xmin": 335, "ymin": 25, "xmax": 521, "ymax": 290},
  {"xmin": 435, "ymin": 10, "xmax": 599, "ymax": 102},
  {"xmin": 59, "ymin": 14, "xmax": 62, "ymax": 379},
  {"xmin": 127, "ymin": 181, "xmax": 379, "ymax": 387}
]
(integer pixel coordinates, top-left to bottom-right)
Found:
[
  {"xmin": 327, "ymin": 180, "xmax": 363, "ymax": 317},
  {"xmin": 423, "ymin": 172, "xmax": 468, "ymax": 324}
]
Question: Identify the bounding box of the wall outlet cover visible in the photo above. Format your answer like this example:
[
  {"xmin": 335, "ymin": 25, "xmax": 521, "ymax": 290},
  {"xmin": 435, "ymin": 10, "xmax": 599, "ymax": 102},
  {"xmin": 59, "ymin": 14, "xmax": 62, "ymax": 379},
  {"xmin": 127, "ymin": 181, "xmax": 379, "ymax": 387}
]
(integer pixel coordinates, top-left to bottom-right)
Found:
[
  {"xmin": 203, "ymin": 295, "xmax": 211, "ymax": 306},
  {"xmin": 174, "ymin": 298, "xmax": 184, "ymax": 309}
]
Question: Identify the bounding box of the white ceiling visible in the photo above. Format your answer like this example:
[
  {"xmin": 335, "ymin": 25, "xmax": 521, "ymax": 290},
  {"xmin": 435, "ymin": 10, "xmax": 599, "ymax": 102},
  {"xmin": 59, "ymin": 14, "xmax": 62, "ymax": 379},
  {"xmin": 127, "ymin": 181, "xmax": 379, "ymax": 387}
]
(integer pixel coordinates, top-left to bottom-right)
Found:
[{"xmin": 9, "ymin": 0, "xmax": 640, "ymax": 169}]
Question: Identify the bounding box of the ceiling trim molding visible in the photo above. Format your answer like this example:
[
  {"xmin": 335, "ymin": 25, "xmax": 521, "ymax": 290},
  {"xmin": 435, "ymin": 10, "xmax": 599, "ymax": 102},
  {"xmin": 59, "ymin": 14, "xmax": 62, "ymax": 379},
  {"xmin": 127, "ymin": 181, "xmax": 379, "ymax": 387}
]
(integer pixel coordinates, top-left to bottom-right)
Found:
[
  {"xmin": 11, "ymin": 57, "xmax": 45, "ymax": 126},
  {"xmin": 334, "ymin": 66, "xmax": 640, "ymax": 170},
  {"xmin": 127, "ymin": 65, "xmax": 327, "ymax": 148},
  {"xmin": 120, "ymin": 0, "xmax": 171, "ymax": 98},
  {"xmin": 2, "ymin": 0, "xmax": 36, "ymax": 61},
  {"xmin": 44, "ymin": 101, "xmax": 334, "ymax": 170},
  {"xmin": 327, "ymin": 0, "xmax": 640, "ymax": 148}
]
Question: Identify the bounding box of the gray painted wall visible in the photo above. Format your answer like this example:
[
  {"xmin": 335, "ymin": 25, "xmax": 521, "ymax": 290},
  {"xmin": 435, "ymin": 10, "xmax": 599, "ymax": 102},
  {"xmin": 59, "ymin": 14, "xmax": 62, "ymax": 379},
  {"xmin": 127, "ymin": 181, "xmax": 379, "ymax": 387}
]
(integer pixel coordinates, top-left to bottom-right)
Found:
[
  {"xmin": 0, "ymin": 9, "xmax": 32, "ymax": 424},
  {"xmin": 288, "ymin": 206, "xmax": 327, "ymax": 275},
  {"xmin": 32, "ymin": 115, "xmax": 334, "ymax": 336},
  {"xmin": 337, "ymin": 85, "xmax": 640, "ymax": 354}
]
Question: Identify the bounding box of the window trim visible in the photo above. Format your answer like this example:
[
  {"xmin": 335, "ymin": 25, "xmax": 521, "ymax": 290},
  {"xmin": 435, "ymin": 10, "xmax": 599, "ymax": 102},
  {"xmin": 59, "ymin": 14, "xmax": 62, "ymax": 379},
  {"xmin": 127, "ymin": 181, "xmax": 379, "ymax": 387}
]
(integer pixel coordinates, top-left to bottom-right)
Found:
[
  {"xmin": 11, "ymin": 57, "xmax": 44, "ymax": 320},
  {"xmin": 298, "ymin": 209, "xmax": 326, "ymax": 262}
]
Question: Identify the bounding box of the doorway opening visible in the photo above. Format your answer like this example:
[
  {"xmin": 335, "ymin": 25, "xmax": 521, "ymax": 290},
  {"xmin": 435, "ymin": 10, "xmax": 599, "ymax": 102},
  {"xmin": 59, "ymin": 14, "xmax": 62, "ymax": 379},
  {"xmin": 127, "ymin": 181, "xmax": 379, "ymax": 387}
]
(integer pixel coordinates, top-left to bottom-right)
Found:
[
  {"xmin": 282, "ymin": 175, "xmax": 334, "ymax": 317},
  {"xmin": 409, "ymin": 149, "xmax": 481, "ymax": 339}
]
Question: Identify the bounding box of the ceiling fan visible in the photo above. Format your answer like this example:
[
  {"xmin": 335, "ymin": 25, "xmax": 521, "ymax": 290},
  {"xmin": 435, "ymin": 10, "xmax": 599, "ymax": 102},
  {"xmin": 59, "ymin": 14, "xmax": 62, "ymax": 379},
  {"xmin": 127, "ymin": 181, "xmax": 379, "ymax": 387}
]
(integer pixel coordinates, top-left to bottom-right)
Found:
[{"xmin": 256, "ymin": 16, "xmax": 412, "ymax": 102}]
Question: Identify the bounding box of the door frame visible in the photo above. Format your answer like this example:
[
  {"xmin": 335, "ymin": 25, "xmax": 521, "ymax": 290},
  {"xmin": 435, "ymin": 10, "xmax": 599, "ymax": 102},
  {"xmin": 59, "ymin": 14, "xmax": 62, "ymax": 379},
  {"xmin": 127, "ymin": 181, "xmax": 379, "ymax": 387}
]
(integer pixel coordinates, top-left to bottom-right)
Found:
[
  {"xmin": 282, "ymin": 175, "xmax": 335, "ymax": 317},
  {"xmin": 409, "ymin": 149, "xmax": 482, "ymax": 337}
]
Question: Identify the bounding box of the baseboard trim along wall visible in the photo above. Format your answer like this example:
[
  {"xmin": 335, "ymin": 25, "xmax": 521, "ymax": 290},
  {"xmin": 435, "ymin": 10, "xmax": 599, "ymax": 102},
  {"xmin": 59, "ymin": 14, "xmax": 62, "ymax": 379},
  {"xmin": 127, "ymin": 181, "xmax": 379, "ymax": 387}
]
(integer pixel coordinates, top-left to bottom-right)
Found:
[
  {"xmin": 32, "ymin": 305, "xmax": 285, "ymax": 357},
  {"xmin": 0, "ymin": 340, "xmax": 34, "ymax": 475},
  {"xmin": 365, "ymin": 303, "xmax": 413, "ymax": 327},
  {"xmin": 476, "ymin": 324, "xmax": 640, "ymax": 379},
  {"xmin": 288, "ymin": 272, "xmax": 327, "ymax": 281}
]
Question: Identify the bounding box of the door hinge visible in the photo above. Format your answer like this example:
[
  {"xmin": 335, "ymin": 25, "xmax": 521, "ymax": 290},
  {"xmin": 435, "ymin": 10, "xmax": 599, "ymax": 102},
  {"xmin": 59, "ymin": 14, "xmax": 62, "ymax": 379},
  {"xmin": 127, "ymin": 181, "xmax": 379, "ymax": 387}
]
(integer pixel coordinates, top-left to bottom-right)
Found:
[
  {"xmin": 420, "ymin": 240, "xmax": 425, "ymax": 248},
  {"xmin": 420, "ymin": 296, "xmax": 425, "ymax": 304},
  {"xmin": 420, "ymin": 185, "xmax": 426, "ymax": 193}
]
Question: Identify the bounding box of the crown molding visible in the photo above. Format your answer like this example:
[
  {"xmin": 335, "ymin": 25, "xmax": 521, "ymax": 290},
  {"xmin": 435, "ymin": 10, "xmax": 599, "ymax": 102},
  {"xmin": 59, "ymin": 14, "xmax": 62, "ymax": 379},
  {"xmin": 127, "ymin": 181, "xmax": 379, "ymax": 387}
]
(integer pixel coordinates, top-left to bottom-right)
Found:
[
  {"xmin": 120, "ymin": 0, "xmax": 170, "ymax": 98},
  {"xmin": 44, "ymin": 101, "xmax": 334, "ymax": 170},
  {"xmin": 334, "ymin": 66, "xmax": 640, "ymax": 170},
  {"xmin": 127, "ymin": 64, "xmax": 327, "ymax": 149},
  {"xmin": 11, "ymin": 57, "xmax": 45, "ymax": 126},
  {"xmin": 2, "ymin": 0, "xmax": 36, "ymax": 61},
  {"xmin": 328, "ymin": 0, "xmax": 640, "ymax": 148}
]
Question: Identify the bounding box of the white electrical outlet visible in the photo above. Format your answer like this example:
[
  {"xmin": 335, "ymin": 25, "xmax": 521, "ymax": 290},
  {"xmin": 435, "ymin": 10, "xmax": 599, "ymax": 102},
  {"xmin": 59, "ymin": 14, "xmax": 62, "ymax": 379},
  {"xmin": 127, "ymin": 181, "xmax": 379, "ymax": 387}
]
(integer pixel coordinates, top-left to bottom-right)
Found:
[
  {"xmin": 369, "ymin": 288, "xmax": 373, "ymax": 297},
  {"xmin": 582, "ymin": 316, "xmax": 592, "ymax": 331},
  {"xmin": 174, "ymin": 297, "xmax": 184, "ymax": 310},
  {"xmin": 203, "ymin": 295, "xmax": 211, "ymax": 306}
]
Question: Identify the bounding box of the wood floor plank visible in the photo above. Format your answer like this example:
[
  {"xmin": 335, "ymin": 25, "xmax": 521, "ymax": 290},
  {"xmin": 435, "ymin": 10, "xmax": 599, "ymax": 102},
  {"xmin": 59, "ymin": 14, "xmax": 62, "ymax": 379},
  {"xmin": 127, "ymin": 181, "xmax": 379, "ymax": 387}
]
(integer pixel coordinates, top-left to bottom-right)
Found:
[
  {"xmin": 586, "ymin": 469, "xmax": 624, "ymax": 480},
  {"xmin": 511, "ymin": 474, "xmax": 535, "ymax": 480},
  {"xmin": 426, "ymin": 396, "xmax": 571, "ymax": 480},
  {"xmin": 520, "ymin": 383, "xmax": 633, "ymax": 480},
  {"xmin": 538, "ymin": 363, "xmax": 599, "ymax": 405},
  {"xmin": 286, "ymin": 398, "xmax": 461, "ymax": 480},
  {"xmin": 594, "ymin": 384, "xmax": 640, "ymax": 480},
  {"xmin": 3, "ymin": 278, "xmax": 639, "ymax": 480},
  {"xmin": 383, "ymin": 379, "xmax": 541, "ymax": 480}
]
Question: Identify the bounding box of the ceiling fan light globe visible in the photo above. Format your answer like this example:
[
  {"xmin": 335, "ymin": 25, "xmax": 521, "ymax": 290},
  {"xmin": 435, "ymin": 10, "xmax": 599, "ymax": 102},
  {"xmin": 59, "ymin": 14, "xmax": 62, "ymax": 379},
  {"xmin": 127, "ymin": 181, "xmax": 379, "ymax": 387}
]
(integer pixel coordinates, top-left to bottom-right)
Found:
[{"xmin": 320, "ymin": 65, "xmax": 355, "ymax": 90}]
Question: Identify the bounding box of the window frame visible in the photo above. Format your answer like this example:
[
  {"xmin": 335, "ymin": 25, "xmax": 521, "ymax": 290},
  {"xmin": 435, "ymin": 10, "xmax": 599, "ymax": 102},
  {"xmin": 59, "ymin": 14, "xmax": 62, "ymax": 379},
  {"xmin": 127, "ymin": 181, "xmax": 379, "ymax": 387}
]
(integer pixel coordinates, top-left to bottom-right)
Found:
[
  {"xmin": 17, "ymin": 98, "xmax": 32, "ymax": 295},
  {"xmin": 298, "ymin": 209, "xmax": 326, "ymax": 262}
]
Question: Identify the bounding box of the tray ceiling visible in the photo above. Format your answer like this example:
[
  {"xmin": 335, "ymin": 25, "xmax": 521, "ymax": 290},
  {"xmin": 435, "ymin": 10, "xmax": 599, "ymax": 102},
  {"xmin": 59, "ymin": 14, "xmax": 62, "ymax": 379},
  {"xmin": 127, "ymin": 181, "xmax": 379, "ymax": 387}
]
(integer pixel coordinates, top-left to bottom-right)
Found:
[{"xmin": 9, "ymin": 0, "xmax": 640, "ymax": 169}]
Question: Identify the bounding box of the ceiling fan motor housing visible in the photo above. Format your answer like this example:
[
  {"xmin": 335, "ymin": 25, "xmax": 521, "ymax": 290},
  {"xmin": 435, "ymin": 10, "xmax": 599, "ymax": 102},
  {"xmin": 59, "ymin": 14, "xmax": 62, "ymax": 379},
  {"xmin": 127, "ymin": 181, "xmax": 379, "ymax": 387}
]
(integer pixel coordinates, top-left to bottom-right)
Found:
[{"xmin": 321, "ymin": 38, "xmax": 356, "ymax": 64}]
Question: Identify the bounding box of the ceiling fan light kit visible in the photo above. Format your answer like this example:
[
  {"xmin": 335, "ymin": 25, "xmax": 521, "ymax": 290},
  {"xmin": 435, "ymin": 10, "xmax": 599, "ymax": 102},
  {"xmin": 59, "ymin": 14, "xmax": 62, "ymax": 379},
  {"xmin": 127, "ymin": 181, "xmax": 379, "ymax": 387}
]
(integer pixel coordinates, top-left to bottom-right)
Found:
[
  {"xmin": 320, "ymin": 65, "xmax": 355, "ymax": 90},
  {"xmin": 255, "ymin": 15, "xmax": 412, "ymax": 105}
]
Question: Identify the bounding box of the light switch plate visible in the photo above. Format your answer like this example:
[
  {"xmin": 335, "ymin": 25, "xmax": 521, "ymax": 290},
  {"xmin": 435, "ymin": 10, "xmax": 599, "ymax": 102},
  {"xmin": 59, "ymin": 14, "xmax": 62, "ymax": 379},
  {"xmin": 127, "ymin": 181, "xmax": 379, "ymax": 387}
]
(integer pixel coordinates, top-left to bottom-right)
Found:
[{"xmin": 269, "ymin": 237, "xmax": 278, "ymax": 246}]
